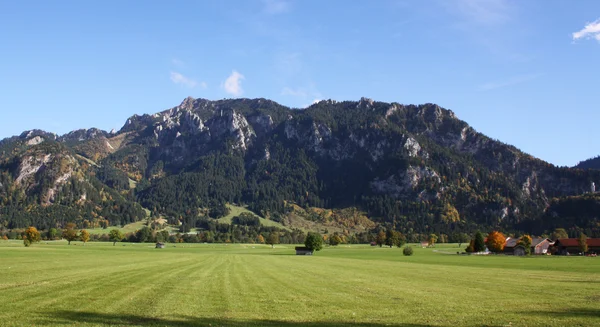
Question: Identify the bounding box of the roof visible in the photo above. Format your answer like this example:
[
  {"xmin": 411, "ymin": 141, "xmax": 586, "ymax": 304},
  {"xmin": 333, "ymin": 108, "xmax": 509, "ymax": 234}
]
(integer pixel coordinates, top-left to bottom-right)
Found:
[
  {"xmin": 504, "ymin": 237, "xmax": 551, "ymax": 248},
  {"xmin": 295, "ymin": 247, "xmax": 312, "ymax": 251},
  {"xmin": 556, "ymin": 238, "xmax": 600, "ymax": 247}
]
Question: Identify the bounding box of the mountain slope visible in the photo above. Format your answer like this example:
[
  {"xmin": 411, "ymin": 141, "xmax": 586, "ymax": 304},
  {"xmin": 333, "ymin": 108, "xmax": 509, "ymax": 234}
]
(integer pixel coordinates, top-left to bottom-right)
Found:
[
  {"xmin": 575, "ymin": 156, "xmax": 600, "ymax": 170},
  {"xmin": 0, "ymin": 132, "xmax": 146, "ymax": 229},
  {"xmin": 1, "ymin": 97, "xmax": 598, "ymax": 236}
]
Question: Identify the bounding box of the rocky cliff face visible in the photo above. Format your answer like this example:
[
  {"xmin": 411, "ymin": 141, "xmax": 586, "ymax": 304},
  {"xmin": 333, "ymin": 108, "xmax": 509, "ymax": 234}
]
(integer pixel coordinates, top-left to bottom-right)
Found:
[{"xmin": 1, "ymin": 97, "xmax": 598, "ymax": 234}]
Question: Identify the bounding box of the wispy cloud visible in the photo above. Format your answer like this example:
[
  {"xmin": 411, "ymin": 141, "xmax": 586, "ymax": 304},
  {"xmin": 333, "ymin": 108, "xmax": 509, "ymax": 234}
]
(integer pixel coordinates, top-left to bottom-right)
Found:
[
  {"xmin": 281, "ymin": 87, "xmax": 307, "ymax": 97},
  {"xmin": 262, "ymin": 0, "xmax": 291, "ymax": 15},
  {"xmin": 170, "ymin": 72, "xmax": 200, "ymax": 88},
  {"xmin": 449, "ymin": 0, "xmax": 512, "ymax": 26},
  {"xmin": 572, "ymin": 18, "xmax": 600, "ymax": 42},
  {"xmin": 171, "ymin": 58, "xmax": 185, "ymax": 67},
  {"xmin": 479, "ymin": 73, "xmax": 541, "ymax": 91},
  {"xmin": 223, "ymin": 70, "xmax": 245, "ymax": 96},
  {"xmin": 281, "ymin": 84, "xmax": 322, "ymax": 108}
]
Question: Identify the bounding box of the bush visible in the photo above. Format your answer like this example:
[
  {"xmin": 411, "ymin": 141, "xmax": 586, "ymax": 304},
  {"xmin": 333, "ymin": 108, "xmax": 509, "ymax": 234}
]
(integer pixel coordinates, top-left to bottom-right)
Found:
[{"xmin": 403, "ymin": 246, "xmax": 414, "ymax": 256}]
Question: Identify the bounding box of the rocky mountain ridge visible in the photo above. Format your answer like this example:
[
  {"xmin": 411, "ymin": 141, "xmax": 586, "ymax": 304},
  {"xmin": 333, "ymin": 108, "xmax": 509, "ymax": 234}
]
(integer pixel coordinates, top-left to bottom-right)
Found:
[{"xmin": 1, "ymin": 97, "xmax": 598, "ymax": 236}]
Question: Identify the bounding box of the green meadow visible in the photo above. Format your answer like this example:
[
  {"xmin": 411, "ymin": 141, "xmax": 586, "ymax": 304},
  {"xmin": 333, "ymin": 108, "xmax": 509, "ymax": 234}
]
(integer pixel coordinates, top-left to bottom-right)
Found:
[{"xmin": 0, "ymin": 241, "xmax": 598, "ymax": 327}]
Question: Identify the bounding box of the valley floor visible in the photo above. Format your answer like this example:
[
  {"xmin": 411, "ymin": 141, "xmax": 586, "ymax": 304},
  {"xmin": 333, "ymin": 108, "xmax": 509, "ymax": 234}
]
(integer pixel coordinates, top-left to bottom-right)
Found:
[{"xmin": 0, "ymin": 241, "xmax": 598, "ymax": 327}]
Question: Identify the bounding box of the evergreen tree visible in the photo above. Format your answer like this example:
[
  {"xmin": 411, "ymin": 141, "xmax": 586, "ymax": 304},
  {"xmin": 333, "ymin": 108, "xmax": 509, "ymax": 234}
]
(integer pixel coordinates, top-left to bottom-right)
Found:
[{"xmin": 474, "ymin": 231, "xmax": 486, "ymax": 252}]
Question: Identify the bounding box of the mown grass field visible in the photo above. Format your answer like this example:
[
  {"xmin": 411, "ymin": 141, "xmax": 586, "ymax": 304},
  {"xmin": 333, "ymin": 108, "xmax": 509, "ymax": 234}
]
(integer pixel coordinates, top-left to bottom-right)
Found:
[{"xmin": 0, "ymin": 241, "xmax": 598, "ymax": 327}]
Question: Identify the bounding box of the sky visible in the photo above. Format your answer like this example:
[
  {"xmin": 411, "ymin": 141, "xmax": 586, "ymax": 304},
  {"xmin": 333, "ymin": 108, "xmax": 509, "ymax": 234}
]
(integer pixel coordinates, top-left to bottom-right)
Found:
[{"xmin": 0, "ymin": 0, "xmax": 599, "ymax": 167}]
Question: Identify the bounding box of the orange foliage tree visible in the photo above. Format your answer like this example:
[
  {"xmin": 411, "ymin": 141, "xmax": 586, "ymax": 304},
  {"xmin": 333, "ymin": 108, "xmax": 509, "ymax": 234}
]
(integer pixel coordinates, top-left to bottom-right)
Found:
[{"xmin": 485, "ymin": 231, "xmax": 506, "ymax": 253}]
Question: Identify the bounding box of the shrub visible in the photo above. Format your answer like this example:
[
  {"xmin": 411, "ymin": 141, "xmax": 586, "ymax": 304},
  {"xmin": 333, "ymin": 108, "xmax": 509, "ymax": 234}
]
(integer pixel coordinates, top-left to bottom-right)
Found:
[
  {"xmin": 305, "ymin": 232, "xmax": 323, "ymax": 252},
  {"xmin": 403, "ymin": 246, "xmax": 414, "ymax": 256}
]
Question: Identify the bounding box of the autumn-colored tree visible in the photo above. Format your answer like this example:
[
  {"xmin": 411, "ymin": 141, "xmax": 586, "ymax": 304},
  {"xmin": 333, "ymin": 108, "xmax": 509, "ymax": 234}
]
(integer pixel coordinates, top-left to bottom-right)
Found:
[
  {"xmin": 465, "ymin": 240, "xmax": 475, "ymax": 253},
  {"xmin": 485, "ymin": 231, "xmax": 506, "ymax": 253},
  {"xmin": 375, "ymin": 231, "xmax": 386, "ymax": 247},
  {"xmin": 428, "ymin": 234, "xmax": 438, "ymax": 247},
  {"xmin": 109, "ymin": 229, "xmax": 124, "ymax": 246},
  {"xmin": 1, "ymin": 235, "xmax": 8, "ymax": 241},
  {"xmin": 266, "ymin": 232, "xmax": 279, "ymax": 248},
  {"xmin": 517, "ymin": 234, "xmax": 532, "ymax": 255},
  {"xmin": 23, "ymin": 226, "xmax": 41, "ymax": 247},
  {"xmin": 440, "ymin": 203, "xmax": 460, "ymax": 223},
  {"xmin": 62, "ymin": 223, "xmax": 78, "ymax": 245},
  {"xmin": 80, "ymin": 229, "xmax": 90, "ymax": 246},
  {"xmin": 578, "ymin": 233, "xmax": 588, "ymax": 254},
  {"xmin": 257, "ymin": 234, "xmax": 265, "ymax": 244},
  {"xmin": 329, "ymin": 233, "xmax": 343, "ymax": 246}
]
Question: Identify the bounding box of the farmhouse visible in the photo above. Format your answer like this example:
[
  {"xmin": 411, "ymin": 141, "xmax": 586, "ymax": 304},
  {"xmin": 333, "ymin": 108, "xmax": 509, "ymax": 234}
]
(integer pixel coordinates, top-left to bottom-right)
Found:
[
  {"xmin": 553, "ymin": 238, "xmax": 600, "ymax": 255},
  {"xmin": 420, "ymin": 241, "xmax": 429, "ymax": 248},
  {"xmin": 295, "ymin": 247, "xmax": 313, "ymax": 255},
  {"xmin": 504, "ymin": 237, "xmax": 553, "ymax": 255}
]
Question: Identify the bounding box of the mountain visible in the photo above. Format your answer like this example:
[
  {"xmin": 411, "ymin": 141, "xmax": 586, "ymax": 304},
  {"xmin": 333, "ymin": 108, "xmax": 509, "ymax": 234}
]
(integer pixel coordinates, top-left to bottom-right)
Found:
[
  {"xmin": 1, "ymin": 97, "xmax": 599, "ymax": 237},
  {"xmin": 575, "ymin": 156, "xmax": 600, "ymax": 170}
]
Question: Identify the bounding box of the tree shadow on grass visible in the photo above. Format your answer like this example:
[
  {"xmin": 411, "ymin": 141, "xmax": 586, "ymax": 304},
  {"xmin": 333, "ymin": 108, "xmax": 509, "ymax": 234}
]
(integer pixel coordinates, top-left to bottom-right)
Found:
[
  {"xmin": 37, "ymin": 310, "xmax": 445, "ymax": 327},
  {"xmin": 525, "ymin": 308, "xmax": 600, "ymax": 319}
]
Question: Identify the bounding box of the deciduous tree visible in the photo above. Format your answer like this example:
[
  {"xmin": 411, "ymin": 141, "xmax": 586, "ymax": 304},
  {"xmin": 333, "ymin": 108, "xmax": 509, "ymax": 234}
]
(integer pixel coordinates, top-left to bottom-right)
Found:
[
  {"xmin": 257, "ymin": 234, "xmax": 265, "ymax": 244},
  {"xmin": 109, "ymin": 229, "xmax": 124, "ymax": 246},
  {"xmin": 457, "ymin": 233, "xmax": 470, "ymax": 248},
  {"xmin": 329, "ymin": 233, "xmax": 342, "ymax": 246},
  {"xmin": 23, "ymin": 226, "xmax": 41, "ymax": 247},
  {"xmin": 305, "ymin": 232, "xmax": 323, "ymax": 252},
  {"xmin": 266, "ymin": 232, "xmax": 279, "ymax": 248},
  {"xmin": 578, "ymin": 233, "xmax": 588, "ymax": 253},
  {"xmin": 485, "ymin": 231, "xmax": 506, "ymax": 253},
  {"xmin": 79, "ymin": 229, "xmax": 90, "ymax": 245},
  {"xmin": 428, "ymin": 234, "xmax": 438, "ymax": 247},
  {"xmin": 62, "ymin": 223, "xmax": 78, "ymax": 245},
  {"xmin": 517, "ymin": 234, "xmax": 532, "ymax": 255},
  {"xmin": 375, "ymin": 231, "xmax": 386, "ymax": 247},
  {"xmin": 48, "ymin": 228, "xmax": 58, "ymax": 240},
  {"xmin": 551, "ymin": 228, "xmax": 568, "ymax": 240}
]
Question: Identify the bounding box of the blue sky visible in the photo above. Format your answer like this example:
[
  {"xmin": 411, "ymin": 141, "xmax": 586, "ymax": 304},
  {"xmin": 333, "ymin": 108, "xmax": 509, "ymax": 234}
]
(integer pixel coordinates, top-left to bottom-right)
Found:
[{"xmin": 0, "ymin": 0, "xmax": 599, "ymax": 166}]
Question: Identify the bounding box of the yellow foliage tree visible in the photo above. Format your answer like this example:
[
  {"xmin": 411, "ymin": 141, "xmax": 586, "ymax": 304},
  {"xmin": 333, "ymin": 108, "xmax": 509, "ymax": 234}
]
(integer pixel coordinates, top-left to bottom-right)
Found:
[
  {"xmin": 257, "ymin": 234, "xmax": 265, "ymax": 244},
  {"xmin": 23, "ymin": 226, "xmax": 41, "ymax": 247},
  {"xmin": 517, "ymin": 234, "xmax": 532, "ymax": 255},
  {"xmin": 80, "ymin": 229, "xmax": 90, "ymax": 245}
]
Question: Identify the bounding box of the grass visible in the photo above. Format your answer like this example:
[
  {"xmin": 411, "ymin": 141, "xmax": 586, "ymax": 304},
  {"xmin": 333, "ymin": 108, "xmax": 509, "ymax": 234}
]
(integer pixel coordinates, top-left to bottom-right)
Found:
[
  {"xmin": 0, "ymin": 242, "xmax": 598, "ymax": 327},
  {"xmin": 85, "ymin": 220, "xmax": 148, "ymax": 235},
  {"xmin": 217, "ymin": 204, "xmax": 291, "ymax": 230}
]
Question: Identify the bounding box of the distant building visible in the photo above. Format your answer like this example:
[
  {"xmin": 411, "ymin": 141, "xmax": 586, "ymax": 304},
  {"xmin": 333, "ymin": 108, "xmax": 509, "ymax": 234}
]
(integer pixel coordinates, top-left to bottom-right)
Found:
[
  {"xmin": 420, "ymin": 241, "xmax": 429, "ymax": 248},
  {"xmin": 553, "ymin": 238, "xmax": 600, "ymax": 255},
  {"xmin": 295, "ymin": 247, "xmax": 313, "ymax": 255},
  {"xmin": 155, "ymin": 242, "xmax": 165, "ymax": 249},
  {"xmin": 504, "ymin": 237, "xmax": 553, "ymax": 255}
]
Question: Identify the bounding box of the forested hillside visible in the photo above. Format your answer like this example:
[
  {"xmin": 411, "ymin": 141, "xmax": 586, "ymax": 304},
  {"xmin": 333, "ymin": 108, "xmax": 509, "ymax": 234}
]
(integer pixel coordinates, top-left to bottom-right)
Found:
[{"xmin": 1, "ymin": 97, "xmax": 599, "ymax": 237}]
